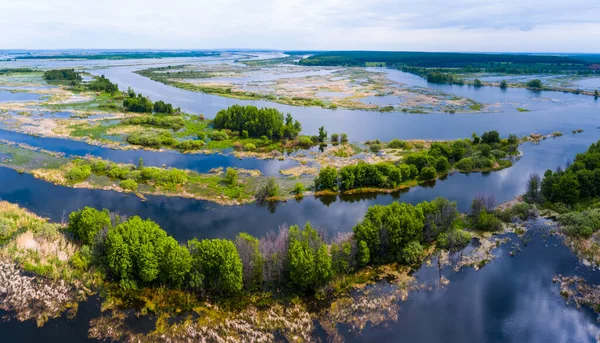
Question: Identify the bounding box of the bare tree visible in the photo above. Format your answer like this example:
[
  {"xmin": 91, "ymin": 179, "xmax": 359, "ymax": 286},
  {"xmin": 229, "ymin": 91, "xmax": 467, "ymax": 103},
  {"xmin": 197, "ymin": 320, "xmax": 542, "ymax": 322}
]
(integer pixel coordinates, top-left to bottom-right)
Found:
[
  {"xmin": 524, "ymin": 173, "xmax": 542, "ymax": 203},
  {"xmin": 259, "ymin": 225, "xmax": 289, "ymax": 285},
  {"xmin": 472, "ymin": 194, "xmax": 496, "ymax": 215}
]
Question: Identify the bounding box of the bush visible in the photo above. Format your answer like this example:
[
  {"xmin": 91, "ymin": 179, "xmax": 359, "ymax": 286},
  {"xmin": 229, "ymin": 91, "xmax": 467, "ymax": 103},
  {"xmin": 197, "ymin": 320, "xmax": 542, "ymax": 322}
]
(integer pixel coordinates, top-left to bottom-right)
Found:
[
  {"xmin": 559, "ymin": 209, "xmax": 600, "ymax": 238},
  {"xmin": 127, "ymin": 130, "xmax": 177, "ymax": 148},
  {"xmin": 472, "ymin": 211, "xmax": 503, "ymax": 231},
  {"xmin": 369, "ymin": 144, "xmax": 382, "ymax": 153},
  {"xmin": 224, "ymin": 168, "xmax": 238, "ymax": 185},
  {"xmin": 331, "ymin": 133, "xmax": 340, "ymax": 144},
  {"xmin": 176, "ymin": 140, "xmax": 205, "ymax": 151},
  {"xmin": 66, "ymin": 165, "xmax": 91, "ymax": 181},
  {"xmin": 437, "ymin": 229, "xmax": 471, "ymax": 251},
  {"xmin": 401, "ymin": 241, "xmax": 423, "ymax": 264},
  {"xmin": 419, "ymin": 166, "xmax": 437, "ymax": 180},
  {"xmin": 435, "ymin": 156, "xmax": 450, "ymax": 172},
  {"xmin": 68, "ymin": 207, "xmax": 111, "ymax": 245},
  {"xmin": 297, "ymin": 136, "xmax": 313, "ymax": 147},
  {"xmin": 340, "ymin": 133, "xmax": 349, "ymax": 143},
  {"xmin": 119, "ymin": 179, "xmax": 138, "ymax": 191},
  {"xmin": 244, "ymin": 143, "xmax": 256, "ymax": 151},
  {"xmin": 210, "ymin": 130, "xmax": 229, "ymax": 141},
  {"xmin": 387, "ymin": 139, "xmax": 408, "ymax": 149},
  {"xmin": 292, "ymin": 182, "xmax": 306, "ymax": 195},
  {"xmin": 526, "ymin": 79, "xmax": 543, "ymax": 89},
  {"xmin": 256, "ymin": 177, "xmax": 279, "ymax": 200}
]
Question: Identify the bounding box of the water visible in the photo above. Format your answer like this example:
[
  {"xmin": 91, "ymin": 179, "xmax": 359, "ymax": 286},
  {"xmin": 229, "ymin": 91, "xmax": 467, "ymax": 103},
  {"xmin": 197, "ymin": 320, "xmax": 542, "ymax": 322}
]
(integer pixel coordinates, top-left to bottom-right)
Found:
[
  {"xmin": 0, "ymin": 129, "xmax": 595, "ymax": 243},
  {"xmin": 90, "ymin": 66, "xmax": 600, "ymax": 141},
  {"xmin": 0, "ymin": 129, "xmax": 300, "ymax": 175},
  {"xmin": 354, "ymin": 220, "xmax": 600, "ymax": 342},
  {"xmin": 573, "ymin": 78, "xmax": 600, "ymax": 91},
  {"xmin": 0, "ymin": 90, "xmax": 42, "ymax": 103}
]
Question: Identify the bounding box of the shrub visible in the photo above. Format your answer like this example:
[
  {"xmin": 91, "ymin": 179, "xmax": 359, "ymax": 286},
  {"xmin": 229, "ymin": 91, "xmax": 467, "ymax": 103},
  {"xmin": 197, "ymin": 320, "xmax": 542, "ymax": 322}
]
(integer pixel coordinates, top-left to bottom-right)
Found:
[
  {"xmin": 224, "ymin": 168, "xmax": 238, "ymax": 185},
  {"xmin": 369, "ymin": 144, "xmax": 382, "ymax": 153},
  {"xmin": 435, "ymin": 157, "xmax": 450, "ymax": 172},
  {"xmin": 340, "ymin": 133, "xmax": 349, "ymax": 143},
  {"xmin": 210, "ymin": 131, "xmax": 229, "ymax": 141},
  {"xmin": 256, "ymin": 177, "xmax": 279, "ymax": 200},
  {"xmin": 401, "ymin": 241, "xmax": 423, "ymax": 264},
  {"xmin": 419, "ymin": 166, "xmax": 437, "ymax": 180},
  {"xmin": 119, "ymin": 179, "xmax": 138, "ymax": 191},
  {"xmin": 292, "ymin": 182, "xmax": 306, "ymax": 195},
  {"xmin": 176, "ymin": 140, "xmax": 205, "ymax": 151},
  {"xmin": 526, "ymin": 79, "xmax": 543, "ymax": 89},
  {"xmin": 559, "ymin": 209, "xmax": 600, "ymax": 238},
  {"xmin": 331, "ymin": 133, "xmax": 340, "ymax": 144},
  {"xmin": 437, "ymin": 229, "xmax": 471, "ymax": 251},
  {"xmin": 66, "ymin": 165, "xmax": 91, "ymax": 181},
  {"xmin": 472, "ymin": 211, "xmax": 503, "ymax": 231},
  {"xmin": 297, "ymin": 136, "xmax": 313, "ymax": 147},
  {"xmin": 244, "ymin": 143, "xmax": 256, "ymax": 151},
  {"xmin": 68, "ymin": 207, "xmax": 111, "ymax": 245},
  {"xmin": 387, "ymin": 139, "xmax": 408, "ymax": 149}
]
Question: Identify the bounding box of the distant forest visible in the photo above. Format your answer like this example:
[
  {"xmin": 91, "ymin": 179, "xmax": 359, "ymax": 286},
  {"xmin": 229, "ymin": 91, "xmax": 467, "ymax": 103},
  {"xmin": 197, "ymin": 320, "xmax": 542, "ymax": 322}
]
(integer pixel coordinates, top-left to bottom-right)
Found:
[
  {"xmin": 294, "ymin": 51, "xmax": 591, "ymax": 68},
  {"xmin": 16, "ymin": 51, "xmax": 220, "ymax": 60}
]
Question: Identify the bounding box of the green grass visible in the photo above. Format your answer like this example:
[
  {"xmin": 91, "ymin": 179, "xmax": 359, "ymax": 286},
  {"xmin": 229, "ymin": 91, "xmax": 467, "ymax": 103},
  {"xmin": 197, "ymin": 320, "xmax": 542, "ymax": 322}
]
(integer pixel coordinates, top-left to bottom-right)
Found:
[
  {"xmin": 46, "ymin": 91, "xmax": 124, "ymax": 112},
  {"xmin": 469, "ymin": 102, "xmax": 483, "ymax": 111},
  {"xmin": 516, "ymin": 107, "xmax": 531, "ymax": 112}
]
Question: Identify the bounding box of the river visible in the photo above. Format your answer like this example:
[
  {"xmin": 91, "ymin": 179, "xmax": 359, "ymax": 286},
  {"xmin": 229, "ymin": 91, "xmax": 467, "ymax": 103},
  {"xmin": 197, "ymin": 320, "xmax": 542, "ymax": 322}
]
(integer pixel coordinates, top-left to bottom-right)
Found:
[{"xmin": 1, "ymin": 53, "xmax": 600, "ymax": 342}]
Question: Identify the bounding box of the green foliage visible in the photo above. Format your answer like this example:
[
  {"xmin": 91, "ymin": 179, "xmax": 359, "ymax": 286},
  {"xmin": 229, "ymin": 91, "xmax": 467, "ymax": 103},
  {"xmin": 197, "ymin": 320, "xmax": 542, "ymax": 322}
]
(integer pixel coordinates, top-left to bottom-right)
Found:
[
  {"xmin": 353, "ymin": 202, "xmax": 424, "ymax": 264},
  {"xmin": 297, "ymin": 136, "xmax": 314, "ymax": 147},
  {"xmin": 176, "ymin": 140, "xmax": 205, "ymax": 151},
  {"xmin": 234, "ymin": 233, "xmax": 264, "ymax": 291},
  {"xmin": 317, "ymin": 126, "xmax": 328, "ymax": 143},
  {"xmin": 43, "ymin": 69, "xmax": 82, "ymax": 82},
  {"xmin": 105, "ymin": 216, "xmax": 191, "ymax": 289},
  {"xmin": 369, "ymin": 144, "xmax": 382, "ymax": 153},
  {"xmin": 224, "ymin": 168, "xmax": 238, "ymax": 186},
  {"xmin": 119, "ymin": 179, "xmax": 138, "ymax": 191},
  {"xmin": 68, "ymin": 207, "xmax": 111, "ymax": 245},
  {"xmin": 435, "ymin": 156, "xmax": 450, "ymax": 172},
  {"xmin": 340, "ymin": 133, "xmax": 349, "ymax": 143},
  {"xmin": 526, "ymin": 79, "xmax": 543, "ymax": 89},
  {"xmin": 66, "ymin": 165, "xmax": 91, "ymax": 181},
  {"xmin": 292, "ymin": 182, "xmax": 306, "ymax": 195},
  {"xmin": 419, "ymin": 166, "xmax": 437, "ymax": 180},
  {"xmin": 481, "ymin": 131, "xmax": 500, "ymax": 145},
  {"xmin": 87, "ymin": 75, "xmax": 119, "ymax": 93},
  {"xmin": 500, "ymin": 80, "xmax": 508, "ymax": 89},
  {"xmin": 127, "ymin": 130, "xmax": 177, "ymax": 148},
  {"xmin": 330, "ymin": 133, "xmax": 340, "ymax": 144},
  {"xmin": 287, "ymin": 223, "xmax": 332, "ymax": 293},
  {"xmin": 243, "ymin": 143, "xmax": 256, "ymax": 151},
  {"xmin": 401, "ymin": 241, "xmax": 423, "ymax": 264},
  {"xmin": 122, "ymin": 115, "xmax": 185, "ymax": 130},
  {"xmin": 437, "ymin": 229, "xmax": 471, "ymax": 251},
  {"xmin": 387, "ymin": 139, "xmax": 408, "ymax": 149},
  {"xmin": 123, "ymin": 94, "xmax": 154, "ymax": 113},
  {"xmin": 209, "ymin": 130, "xmax": 229, "ymax": 141},
  {"xmin": 188, "ymin": 238, "xmax": 243, "ymax": 294},
  {"xmin": 559, "ymin": 209, "xmax": 600, "ymax": 237},
  {"xmin": 213, "ymin": 105, "xmax": 301, "ymax": 140},
  {"xmin": 315, "ymin": 166, "xmax": 339, "ymax": 191},
  {"xmin": 153, "ymin": 100, "xmax": 174, "ymax": 114},
  {"xmin": 473, "ymin": 79, "xmax": 483, "ymax": 87},
  {"xmin": 256, "ymin": 177, "xmax": 280, "ymax": 200}
]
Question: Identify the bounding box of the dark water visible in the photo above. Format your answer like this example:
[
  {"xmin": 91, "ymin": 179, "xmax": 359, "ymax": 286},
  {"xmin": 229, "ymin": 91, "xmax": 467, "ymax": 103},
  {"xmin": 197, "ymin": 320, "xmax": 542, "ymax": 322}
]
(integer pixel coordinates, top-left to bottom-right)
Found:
[
  {"xmin": 0, "ymin": 129, "xmax": 299, "ymax": 176},
  {"xmin": 0, "ymin": 129, "xmax": 595, "ymax": 242},
  {"xmin": 91, "ymin": 66, "xmax": 600, "ymax": 141},
  {"xmin": 0, "ymin": 90, "xmax": 42, "ymax": 103},
  {"xmin": 351, "ymin": 219, "xmax": 600, "ymax": 342}
]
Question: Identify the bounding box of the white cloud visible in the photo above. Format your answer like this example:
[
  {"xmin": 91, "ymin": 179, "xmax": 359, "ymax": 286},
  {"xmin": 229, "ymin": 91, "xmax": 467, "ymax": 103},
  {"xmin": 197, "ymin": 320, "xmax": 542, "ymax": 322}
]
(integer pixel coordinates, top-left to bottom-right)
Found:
[{"xmin": 1, "ymin": 0, "xmax": 599, "ymax": 52}]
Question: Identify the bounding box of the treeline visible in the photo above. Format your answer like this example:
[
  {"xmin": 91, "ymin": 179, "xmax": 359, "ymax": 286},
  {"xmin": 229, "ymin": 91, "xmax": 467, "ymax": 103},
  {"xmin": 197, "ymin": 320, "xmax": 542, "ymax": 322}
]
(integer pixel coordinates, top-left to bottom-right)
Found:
[
  {"xmin": 297, "ymin": 51, "xmax": 588, "ymax": 68},
  {"xmin": 43, "ymin": 69, "xmax": 82, "ymax": 82},
  {"xmin": 426, "ymin": 72, "xmax": 465, "ymax": 85},
  {"xmin": 122, "ymin": 87, "xmax": 178, "ymax": 114},
  {"xmin": 212, "ymin": 105, "xmax": 301, "ymax": 140},
  {"xmin": 66, "ymin": 158, "xmax": 188, "ymax": 191},
  {"xmin": 87, "ymin": 75, "xmax": 119, "ymax": 93},
  {"xmin": 521, "ymin": 140, "xmax": 600, "ymax": 238},
  {"xmin": 18, "ymin": 51, "xmax": 219, "ymax": 61},
  {"xmin": 65, "ymin": 196, "xmax": 475, "ymax": 296},
  {"xmin": 0, "ymin": 68, "xmax": 35, "ymax": 75},
  {"xmin": 315, "ymin": 131, "xmax": 518, "ymax": 192}
]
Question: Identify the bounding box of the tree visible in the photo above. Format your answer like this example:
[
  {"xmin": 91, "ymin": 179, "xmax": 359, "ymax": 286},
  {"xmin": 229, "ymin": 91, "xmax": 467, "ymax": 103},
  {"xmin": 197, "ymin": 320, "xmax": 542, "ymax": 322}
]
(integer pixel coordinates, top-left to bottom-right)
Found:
[
  {"xmin": 188, "ymin": 238, "xmax": 243, "ymax": 294},
  {"xmin": 256, "ymin": 177, "xmax": 280, "ymax": 201},
  {"xmin": 224, "ymin": 167, "xmax": 238, "ymax": 185},
  {"xmin": 315, "ymin": 167, "xmax": 338, "ymax": 191},
  {"xmin": 287, "ymin": 223, "xmax": 332, "ymax": 293},
  {"xmin": 68, "ymin": 207, "xmax": 111, "ymax": 245},
  {"xmin": 471, "ymin": 132, "xmax": 480, "ymax": 144},
  {"xmin": 526, "ymin": 79, "xmax": 543, "ymax": 89},
  {"xmin": 473, "ymin": 79, "xmax": 482, "ymax": 87},
  {"xmin": 595, "ymin": 89, "xmax": 599, "ymax": 98},
  {"xmin": 154, "ymin": 100, "xmax": 174, "ymax": 114},
  {"xmin": 500, "ymin": 80, "xmax": 508, "ymax": 89},
  {"xmin": 435, "ymin": 156, "xmax": 450, "ymax": 172},
  {"xmin": 331, "ymin": 133, "xmax": 340, "ymax": 144},
  {"xmin": 420, "ymin": 166, "xmax": 437, "ymax": 180},
  {"xmin": 553, "ymin": 172, "xmax": 580, "ymax": 205},
  {"xmin": 481, "ymin": 131, "xmax": 500, "ymax": 144},
  {"xmin": 212, "ymin": 105, "xmax": 300, "ymax": 140},
  {"xmin": 401, "ymin": 241, "xmax": 423, "ymax": 264},
  {"xmin": 137, "ymin": 158, "xmax": 144, "ymax": 170},
  {"xmin": 318, "ymin": 126, "xmax": 328, "ymax": 143},
  {"xmin": 340, "ymin": 133, "xmax": 349, "ymax": 143},
  {"xmin": 235, "ymin": 233, "xmax": 264, "ymax": 291},
  {"xmin": 524, "ymin": 173, "xmax": 542, "ymax": 203},
  {"xmin": 508, "ymin": 134, "xmax": 518, "ymax": 145}
]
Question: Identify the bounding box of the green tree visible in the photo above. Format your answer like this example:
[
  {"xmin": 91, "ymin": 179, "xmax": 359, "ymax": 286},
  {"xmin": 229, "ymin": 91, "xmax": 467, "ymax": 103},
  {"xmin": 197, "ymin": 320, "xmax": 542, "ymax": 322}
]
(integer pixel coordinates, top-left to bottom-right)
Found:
[
  {"xmin": 420, "ymin": 166, "xmax": 437, "ymax": 180},
  {"xmin": 188, "ymin": 238, "xmax": 243, "ymax": 294},
  {"xmin": 500, "ymin": 80, "xmax": 508, "ymax": 89},
  {"xmin": 235, "ymin": 233, "xmax": 264, "ymax": 291},
  {"xmin": 315, "ymin": 166, "xmax": 338, "ymax": 191},
  {"xmin": 68, "ymin": 207, "xmax": 111, "ymax": 245},
  {"xmin": 401, "ymin": 241, "xmax": 423, "ymax": 264},
  {"xmin": 224, "ymin": 167, "xmax": 238, "ymax": 185},
  {"xmin": 526, "ymin": 79, "xmax": 543, "ymax": 89},
  {"xmin": 287, "ymin": 223, "xmax": 332, "ymax": 293},
  {"xmin": 473, "ymin": 79, "xmax": 482, "ymax": 87},
  {"xmin": 318, "ymin": 126, "xmax": 328, "ymax": 143}
]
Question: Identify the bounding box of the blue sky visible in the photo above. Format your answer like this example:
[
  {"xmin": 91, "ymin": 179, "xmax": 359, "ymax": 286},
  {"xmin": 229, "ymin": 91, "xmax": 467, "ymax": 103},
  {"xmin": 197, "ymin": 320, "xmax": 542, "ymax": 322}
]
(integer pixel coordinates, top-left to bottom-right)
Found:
[{"xmin": 2, "ymin": 0, "xmax": 600, "ymax": 52}]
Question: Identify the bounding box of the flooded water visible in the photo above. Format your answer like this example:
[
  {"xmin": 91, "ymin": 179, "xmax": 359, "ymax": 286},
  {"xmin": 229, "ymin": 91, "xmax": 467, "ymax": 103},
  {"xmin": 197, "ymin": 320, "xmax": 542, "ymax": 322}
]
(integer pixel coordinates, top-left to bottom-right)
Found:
[
  {"xmin": 1, "ymin": 53, "xmax": 600, "ymax": 342},
  {"xmin": 0, "ymin": 90, "xmax": 43, "ymax": 103},
  {"xmin": 0, "ymin": 129, "xmax": 300, "ymax": 175}
]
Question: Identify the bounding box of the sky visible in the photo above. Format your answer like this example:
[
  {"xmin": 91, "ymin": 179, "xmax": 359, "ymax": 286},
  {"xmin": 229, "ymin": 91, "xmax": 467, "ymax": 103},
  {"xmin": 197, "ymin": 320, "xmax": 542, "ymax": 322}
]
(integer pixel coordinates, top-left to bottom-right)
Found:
[{"xmin": 2, "ymin": 0, "xmax": 600, "ymax": 52}]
